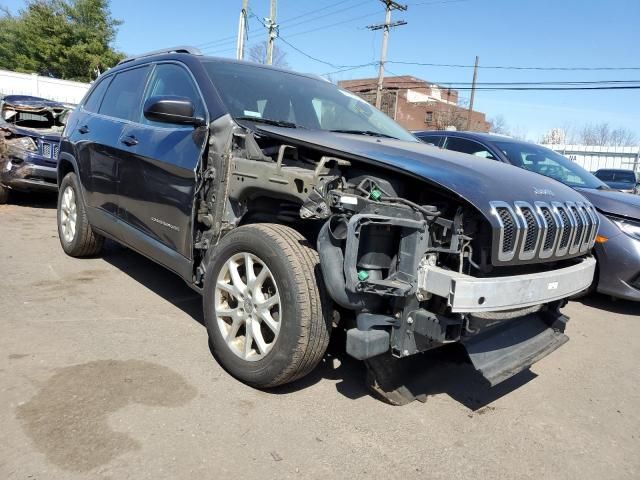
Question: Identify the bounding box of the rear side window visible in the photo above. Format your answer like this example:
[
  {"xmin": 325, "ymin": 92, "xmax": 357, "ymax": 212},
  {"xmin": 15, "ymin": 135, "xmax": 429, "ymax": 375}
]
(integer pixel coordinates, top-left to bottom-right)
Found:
[
  {"xmin": 99, "ymin": 66, "xmax": 149, "ymax": 121},
  {"xmin": 595, "ymin": 170, "xmax": 636, "ymax": 183},
  {"xmin": 83, "ymin": 76, "xmax": 112, "ymax": 113},
  {"xmin": 141, "ymin": 63, "xmax": 204, "ymax": 125},
  {"xmin": 444, "ymin": 137, "xmax": 496, "ymax": 159},
  {"xmin": 417, "ymin": 134, "xmax": 442, "ymax": 146}
]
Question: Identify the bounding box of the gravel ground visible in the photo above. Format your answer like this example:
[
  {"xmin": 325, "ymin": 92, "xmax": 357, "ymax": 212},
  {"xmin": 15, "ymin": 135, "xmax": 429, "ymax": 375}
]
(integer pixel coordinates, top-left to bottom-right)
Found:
[{"xmin": 1, "ymin": 193, "xmax": 638, "ymax": 480}]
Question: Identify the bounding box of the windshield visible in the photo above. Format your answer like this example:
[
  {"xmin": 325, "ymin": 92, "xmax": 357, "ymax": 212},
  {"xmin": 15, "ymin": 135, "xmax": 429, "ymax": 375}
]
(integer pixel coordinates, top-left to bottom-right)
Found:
[
  {"xmin": 493, "ymin": 141, "xmax": 607, "ymax": 189},
  {"xmin": 595, "ymin": 170, "xmax": 636, "ymax": 184},
  {"xmin": 203, "ymin": 61, "xmax": 417, "ymax": 142}
]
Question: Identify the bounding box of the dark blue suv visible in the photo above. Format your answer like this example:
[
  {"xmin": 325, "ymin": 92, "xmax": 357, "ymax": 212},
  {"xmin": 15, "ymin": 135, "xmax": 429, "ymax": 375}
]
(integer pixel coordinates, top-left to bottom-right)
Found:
[
  {"xmin": 415, "ymin": 130, "xmax": 640, "ymax": 302},
  {"xmin": 54, "ymin": 47, "xmax": 601, "ymax": 402}
]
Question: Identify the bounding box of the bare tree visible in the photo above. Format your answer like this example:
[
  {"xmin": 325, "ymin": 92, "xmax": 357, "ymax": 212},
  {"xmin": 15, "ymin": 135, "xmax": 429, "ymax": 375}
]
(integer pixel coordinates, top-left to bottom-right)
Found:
[
  {"xmin": 248, "ymin": 41, "xmax": 289, "ymax": 68},
  {"xmin": 540, "ymin": 128, "xmax": 567, "ymax": 145},
  {"xmin": 610, "ymin": 126, "xmax": 639, "ymax": 146},
  {"xmin": 489, "ymin": 115, "xmax": 509, "ymax": 135},
  {"xmin": 577, "ymin": 122, "xmax": 638, "ymax": 146},
  {"xmin": 431, "ymin": 99, "xmax": 470, "ymax": 131},
  {"xmin": 541, "ymin": 122, "xmax": 638, "ymax": 146}
]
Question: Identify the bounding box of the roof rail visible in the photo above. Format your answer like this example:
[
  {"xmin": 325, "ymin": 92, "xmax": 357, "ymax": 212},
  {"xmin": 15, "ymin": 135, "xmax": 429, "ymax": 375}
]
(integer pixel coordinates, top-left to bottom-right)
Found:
[{"xmin": 117, "ymin": 46, "xmax": 202, "ymax": 65}]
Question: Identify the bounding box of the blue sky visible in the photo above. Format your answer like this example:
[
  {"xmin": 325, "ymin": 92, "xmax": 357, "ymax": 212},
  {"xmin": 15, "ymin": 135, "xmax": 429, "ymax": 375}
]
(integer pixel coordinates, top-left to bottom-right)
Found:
[{"xmin": 4, "ymin": 0, "xmax": 639, "ymax": 140}]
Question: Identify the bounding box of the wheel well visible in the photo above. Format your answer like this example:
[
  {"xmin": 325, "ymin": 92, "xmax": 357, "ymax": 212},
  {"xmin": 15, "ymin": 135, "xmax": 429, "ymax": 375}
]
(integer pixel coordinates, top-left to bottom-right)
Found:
[
  {"xmin": 57, "ymin": 158, "xmax": 75, "ymax": 186},
  {"xmin": 238, "ymin": 196, "xmax": 322, "ymax": 247}
]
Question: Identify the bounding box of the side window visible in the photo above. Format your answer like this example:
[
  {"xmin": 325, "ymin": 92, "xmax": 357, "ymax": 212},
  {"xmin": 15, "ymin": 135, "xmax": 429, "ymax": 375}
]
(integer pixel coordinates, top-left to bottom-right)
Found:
[
  {"xmin": 83, "ymin": 76, "xmax": 112, "ymax": 113},
  {"xmin": 98, "ymin": 66, "xmax": 149, "ymax": 121},
  {"xmin": 417, "ymin": 134, "xmax": 442, "ymax": 146},
  {"xmin": 141, "ymin": 63, "xmax": 204, "ymax": 125},
  {"xmin": 445, "ymin": 137, "xmax": 496, "ymax": 159}
]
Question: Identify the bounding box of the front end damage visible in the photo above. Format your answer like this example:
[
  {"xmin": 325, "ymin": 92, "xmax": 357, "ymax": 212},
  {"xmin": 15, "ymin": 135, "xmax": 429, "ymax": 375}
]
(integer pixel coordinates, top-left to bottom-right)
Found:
[
  {"xmin": 0, "ymin": 96, "xmax": 71, "ymax": 194},
  {"xmin": 195, "ymin": 119, "xmax": 597, "ymax": 404}
]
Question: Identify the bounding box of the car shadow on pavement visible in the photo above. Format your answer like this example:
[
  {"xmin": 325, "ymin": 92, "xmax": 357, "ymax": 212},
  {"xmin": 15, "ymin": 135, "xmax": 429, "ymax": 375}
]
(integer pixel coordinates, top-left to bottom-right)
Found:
[
  {"xmin": 271, "ymin": 333, "xmax": 536, "ymax": 410},
  {"xmin": 100, "ymin": 241, "xmax": 204, "ymax": 325},
  {"xmin": 100, "ymin": 243, "xmax": 536, "ymax": 410},
  {"xmin": 3, "ymin": 190, "xmax": 58, "ymax": 209},
  {"xmin": 578, "ymin": 293, "xmax": 639, "ymax": 315}
]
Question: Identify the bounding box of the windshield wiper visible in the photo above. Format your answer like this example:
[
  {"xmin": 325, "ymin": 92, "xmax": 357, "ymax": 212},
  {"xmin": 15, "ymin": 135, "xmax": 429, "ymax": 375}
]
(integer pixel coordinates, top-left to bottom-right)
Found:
[
  {"xmin": 235, "ymin": 116, "xmax": 301, "ymax": 128},
  {"xmin": 329, "ymin": 129, "xmax": 396, "ymax": 139}
]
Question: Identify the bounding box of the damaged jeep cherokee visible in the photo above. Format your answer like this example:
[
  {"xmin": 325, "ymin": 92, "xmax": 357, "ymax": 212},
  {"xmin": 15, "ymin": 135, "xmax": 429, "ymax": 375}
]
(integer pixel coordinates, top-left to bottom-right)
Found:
[
  {"xmin": 56, "ymin": 48, "xmax": 598, "ymax": 403},
  {"xmin": 0, "ymin": 95, "xmax": 72, "ymax": 203}
]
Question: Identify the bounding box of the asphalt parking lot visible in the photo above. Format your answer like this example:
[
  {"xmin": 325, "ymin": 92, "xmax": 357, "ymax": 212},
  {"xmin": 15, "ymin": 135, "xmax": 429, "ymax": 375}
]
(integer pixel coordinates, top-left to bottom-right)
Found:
[{"xmin": 1, "ymin": 193, "xmax": 638, "ymax": 480}]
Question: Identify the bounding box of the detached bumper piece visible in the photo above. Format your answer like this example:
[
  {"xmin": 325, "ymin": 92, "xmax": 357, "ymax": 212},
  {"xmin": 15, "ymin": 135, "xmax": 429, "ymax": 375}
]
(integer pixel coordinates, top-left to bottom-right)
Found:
[{"xmin": 462, "ymin": 313, "xmax": 568, "ymax": 386}]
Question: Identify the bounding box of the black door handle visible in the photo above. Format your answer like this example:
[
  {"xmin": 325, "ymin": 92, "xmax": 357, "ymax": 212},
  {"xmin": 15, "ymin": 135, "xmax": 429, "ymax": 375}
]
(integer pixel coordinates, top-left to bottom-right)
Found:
[
  {"xmin": 120, "ymin": 135, "xmax": 138, "ymax": 147},
  {"xmin": 78, "ymin": 125, "xmax": 90, "ymax": 134}
]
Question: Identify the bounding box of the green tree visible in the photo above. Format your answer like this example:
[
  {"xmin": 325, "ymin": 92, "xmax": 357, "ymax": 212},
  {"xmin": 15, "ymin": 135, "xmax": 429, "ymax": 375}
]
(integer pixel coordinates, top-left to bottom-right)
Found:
[{"xmin": 0, "ymin": 0, "xmax": 124, "ymax": 82}]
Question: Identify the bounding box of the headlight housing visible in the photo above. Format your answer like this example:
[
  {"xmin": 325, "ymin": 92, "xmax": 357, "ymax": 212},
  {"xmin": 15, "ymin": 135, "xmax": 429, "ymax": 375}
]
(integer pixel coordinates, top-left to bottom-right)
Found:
[
  {"xmin": 8, "ymin": 136, "xmax": 38, "ymax": 152},
  {"xmin": 609, "ymin": 216, "xmax": 640, "ymax": 241}
]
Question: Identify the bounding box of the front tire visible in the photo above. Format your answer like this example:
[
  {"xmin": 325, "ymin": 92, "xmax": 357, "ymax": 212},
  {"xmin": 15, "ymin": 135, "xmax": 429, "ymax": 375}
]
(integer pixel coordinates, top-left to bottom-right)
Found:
[
  {"xmin": 204, "ymin": 223, "xmax": 331, "ymax": 388},
  {"xmin": 57, "ymin": 172, "xmax": 104, "ymax": 257}
]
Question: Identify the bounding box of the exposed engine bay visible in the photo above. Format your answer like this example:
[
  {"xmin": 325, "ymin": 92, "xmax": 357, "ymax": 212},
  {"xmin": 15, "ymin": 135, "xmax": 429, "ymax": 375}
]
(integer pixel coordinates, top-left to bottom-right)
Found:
[{"xmin": 191, "ymin": 118, "xmax": 597, "ymax": 401}]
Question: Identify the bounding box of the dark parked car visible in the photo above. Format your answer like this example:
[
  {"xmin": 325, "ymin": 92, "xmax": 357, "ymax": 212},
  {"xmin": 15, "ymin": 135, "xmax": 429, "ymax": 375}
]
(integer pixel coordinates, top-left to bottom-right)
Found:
[
  {"xmin": 415, "ymin": 130, "xmax": 640, "ymax": 302},
  {"xmin": 56, "ymin": 47, "xmax": 599, "ymax": 404},
  {"xmin": 0, "ymin": 95, "xmax": 72, "ymax": 203},
  {"xmin": 594, "ymin": 169, "xmax": 639, "ymax": 194}
]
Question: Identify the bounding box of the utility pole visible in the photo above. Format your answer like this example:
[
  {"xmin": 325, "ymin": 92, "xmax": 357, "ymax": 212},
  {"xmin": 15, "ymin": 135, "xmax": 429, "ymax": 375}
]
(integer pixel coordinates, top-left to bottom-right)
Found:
[
  {"xmin": 367, "ymin": 1, "xmax": 407, "ymax": 109},
  {"xmin": 265, "ymin": 0, "xmax": 278, "ymax": 65},
  {"xmin": 466, "ymin": 55, "xmax": 479, "ymax": 130},
  {"xmin": 236, "ymin": 0, "xmax": 249, "ymax": 60}
]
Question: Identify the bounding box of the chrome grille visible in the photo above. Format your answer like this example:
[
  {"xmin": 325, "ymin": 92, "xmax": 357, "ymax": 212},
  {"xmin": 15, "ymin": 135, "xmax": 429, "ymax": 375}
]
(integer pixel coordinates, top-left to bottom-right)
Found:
[
  {"xmin": 491, "ymin": 200, "xmax": 599, "ymax": 264},
  {"xmin": 40, "ymin": 141, "xmax": 59, "ymax": 159}
]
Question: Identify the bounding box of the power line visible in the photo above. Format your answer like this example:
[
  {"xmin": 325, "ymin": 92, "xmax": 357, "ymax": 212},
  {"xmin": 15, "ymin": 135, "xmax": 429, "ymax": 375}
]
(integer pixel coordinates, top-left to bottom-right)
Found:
[
  {"xmin": 378, "ymin": 80, "xmax": 640, "ymax": 86},
  {"xmin": 197, "ymin": 0, "xmax": 368, "ymax": 49},
  {"xmin": 424, "ymin": 86, "xmax": 640, "ymax": 91},
  {"xmin": 387, "ymin": 60, "xmax": 640, "ymax": 71},
  {"xmin": 279, "ymin": 36, "xmax": 375, "ymax": 70},
  {"xmin": 282, "ymin": 10, "xmax": 383, "ymax": 39},
  {"xmin": 280, "ymin": 1, "xmax": 370, "ymax": 30},
  {"xmin": 322, "ymin": 64, "xmax": 378, "ymax": 76},
  {"xmin": 410, "ymin": 0, "xmax": 473, "ymax": 6},
  {"xmin": 278, "ymin": 0, "xmax": 348, "ymax": 24}
]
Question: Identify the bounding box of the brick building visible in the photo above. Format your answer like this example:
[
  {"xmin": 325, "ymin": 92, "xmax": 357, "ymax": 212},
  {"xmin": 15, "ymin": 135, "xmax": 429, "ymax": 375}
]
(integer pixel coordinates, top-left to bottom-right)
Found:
[{"xmin": 338, "ymin": 75, "xmax": 490, "ymax": 132}]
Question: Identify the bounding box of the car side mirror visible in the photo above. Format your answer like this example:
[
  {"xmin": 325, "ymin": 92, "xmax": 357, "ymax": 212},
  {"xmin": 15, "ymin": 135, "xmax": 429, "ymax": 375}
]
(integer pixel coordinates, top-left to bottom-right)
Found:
[{"xmin": 143, "ymin": 95, "xmax": 206, "ymax": 127}]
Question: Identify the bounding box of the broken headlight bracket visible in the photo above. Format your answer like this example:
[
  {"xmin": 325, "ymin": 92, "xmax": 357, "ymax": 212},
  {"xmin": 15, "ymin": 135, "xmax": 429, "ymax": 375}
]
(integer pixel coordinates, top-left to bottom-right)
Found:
[{"xmin": 342, "ymin": 204, "xmax": 429, "ymax": 298}]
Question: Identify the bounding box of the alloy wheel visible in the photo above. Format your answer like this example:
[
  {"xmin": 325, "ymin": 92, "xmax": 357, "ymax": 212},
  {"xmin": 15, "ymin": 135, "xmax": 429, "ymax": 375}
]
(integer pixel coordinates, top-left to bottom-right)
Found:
[{"xmin": 214, "ymin": 252, "xmax": 281, "ymax": 361}]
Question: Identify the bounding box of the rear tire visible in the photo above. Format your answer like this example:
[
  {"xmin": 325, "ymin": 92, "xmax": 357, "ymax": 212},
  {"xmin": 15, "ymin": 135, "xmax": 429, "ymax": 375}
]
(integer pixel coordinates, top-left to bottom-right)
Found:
[
  {"xmin": 57, "ymin": 172, "xmax": 104, "ymax": 257},
  {"xmin": 204, "ymin": 223, "xmax": 331, "ymax": 388},
  {"xmin": 0, "ymin": 185, "xmax": 8, "ymax": 204}
]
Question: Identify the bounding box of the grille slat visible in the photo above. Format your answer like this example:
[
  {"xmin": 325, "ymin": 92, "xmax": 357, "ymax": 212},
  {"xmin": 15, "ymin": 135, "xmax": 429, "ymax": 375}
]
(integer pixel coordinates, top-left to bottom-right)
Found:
[
  {"xmin": 496, "ymin": 207, "xmax": 516, "ymax": 253},
  {"xmin": 541, "ymin": 207, "xmax": 556, "ymax": 251},
  {"xmin": 571, "ymin": 206, "xmax": 584, "ymax": 248},
  {"xmin": 41, "ymin": 142, "xmax": 52, "ymax": 158},
  {"xmin": 558, "ymin": 208, "xmax": 571, "ymax": 249},
  {"xmin": 521, "ymin": 208, "xmax": 537, "ymax": 252}
]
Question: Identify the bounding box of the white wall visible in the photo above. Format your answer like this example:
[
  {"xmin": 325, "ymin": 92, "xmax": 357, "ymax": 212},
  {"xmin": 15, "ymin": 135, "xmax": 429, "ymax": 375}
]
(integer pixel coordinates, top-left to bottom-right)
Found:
[
  {"xmin": 542, "ymin": 144, "xmax": 640, "ymax": 173},
  {"xmin": 0, "ymin": 69, "xmax": 90, "ymax": 104}
]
